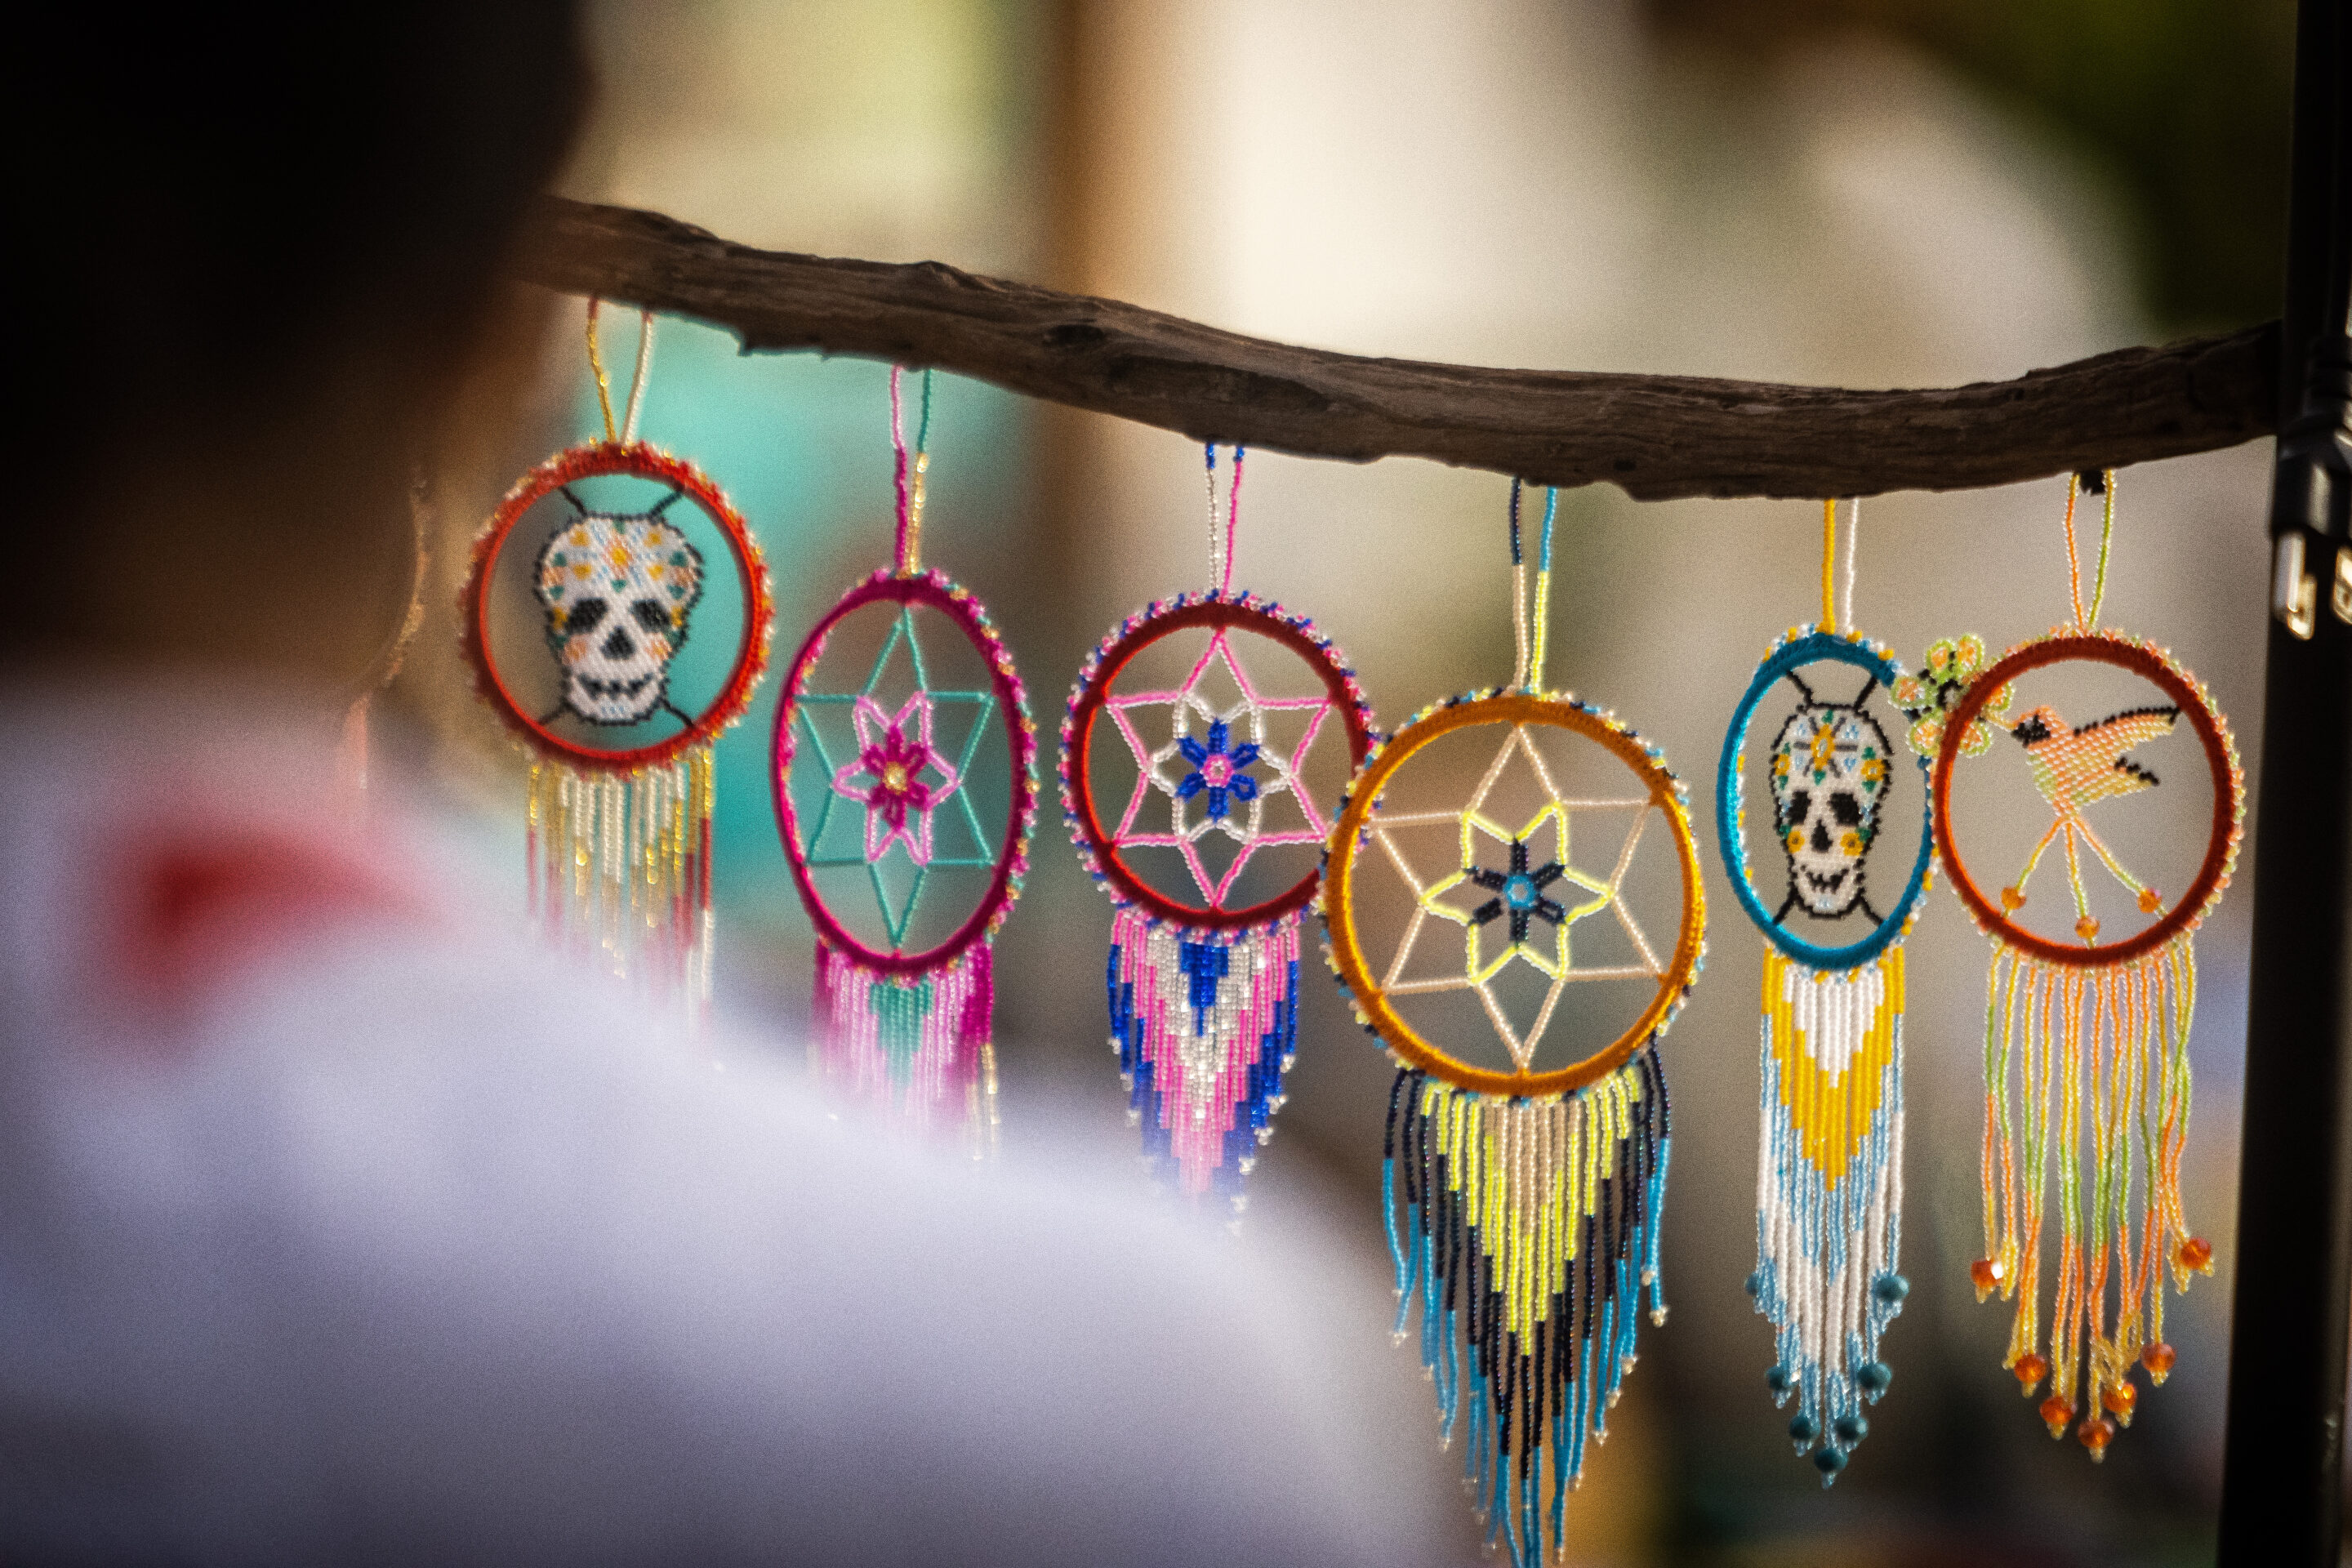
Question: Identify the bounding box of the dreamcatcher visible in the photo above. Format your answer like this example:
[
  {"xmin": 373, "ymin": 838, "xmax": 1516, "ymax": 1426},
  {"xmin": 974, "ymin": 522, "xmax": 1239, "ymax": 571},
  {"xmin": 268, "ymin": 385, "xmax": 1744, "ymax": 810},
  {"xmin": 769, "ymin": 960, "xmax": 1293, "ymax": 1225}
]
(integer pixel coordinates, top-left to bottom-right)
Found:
[
  {"xmin": 1716, "ymin": 500, "xmax": 1934, "ymax": 1482},
  {"xmin": 1907, "ymin": 471, "xmax": 2242, "ymax": 1459},
  {"xmin": 1323, "ymin": 484, "xmax": 1704, "ymax": 1564},
  {"xmin": 774, "ymin": 369, "xmax": 1036, "ymax": 1143},
  {"xmin": 461, "ymin": 301, "xmax": 773, "ymax": 1011},
  {"xmin": 1062, "ymin": 445, "xmax": 1375, "ymax": 1201}
]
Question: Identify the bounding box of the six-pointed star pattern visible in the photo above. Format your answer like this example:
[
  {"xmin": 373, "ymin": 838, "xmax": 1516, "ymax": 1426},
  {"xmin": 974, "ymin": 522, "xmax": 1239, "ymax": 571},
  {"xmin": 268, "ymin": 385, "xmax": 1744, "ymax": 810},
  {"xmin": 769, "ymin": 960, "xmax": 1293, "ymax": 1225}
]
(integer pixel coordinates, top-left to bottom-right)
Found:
[
  {"xmin": 1106, "ymin": 628, "xmax": 1335, "ymax": 910},
  {"xmin": 1370, "ymin": 722, "xmax": 1666, "ymax": 1072},
  {"xmin": 795, "ymin": 606, "xmax": 1000, "ymax": 951}
]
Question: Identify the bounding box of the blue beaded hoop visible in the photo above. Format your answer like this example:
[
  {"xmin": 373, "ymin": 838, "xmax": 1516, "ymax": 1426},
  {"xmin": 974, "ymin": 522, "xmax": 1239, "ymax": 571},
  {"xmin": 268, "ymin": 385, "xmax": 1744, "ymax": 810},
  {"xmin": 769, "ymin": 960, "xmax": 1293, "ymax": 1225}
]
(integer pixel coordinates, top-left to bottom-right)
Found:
[{"xmin": 1715, "ymin": 627, "xmax": 1933, "ymax": 970}]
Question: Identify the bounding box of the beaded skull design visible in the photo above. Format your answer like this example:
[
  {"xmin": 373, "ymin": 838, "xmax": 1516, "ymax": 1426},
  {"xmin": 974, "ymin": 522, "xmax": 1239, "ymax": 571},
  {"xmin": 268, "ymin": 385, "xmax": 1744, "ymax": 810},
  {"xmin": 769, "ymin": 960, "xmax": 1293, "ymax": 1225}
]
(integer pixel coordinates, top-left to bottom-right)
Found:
[
  {"xmin": 534, "ymin": 503, "xmax": 706, "ymax": 725},
  {"xmin": 1769, "ymin": 695, "xmax": 1892, "ymax": 924}
]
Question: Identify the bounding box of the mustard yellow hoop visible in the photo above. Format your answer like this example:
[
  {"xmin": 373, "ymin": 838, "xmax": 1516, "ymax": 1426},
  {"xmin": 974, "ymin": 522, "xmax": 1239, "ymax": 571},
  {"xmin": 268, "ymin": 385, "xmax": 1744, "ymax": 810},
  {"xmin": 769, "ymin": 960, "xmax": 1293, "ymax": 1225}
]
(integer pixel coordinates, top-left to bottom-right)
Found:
[{"xmin": 1324, "ymin": 689, "xmax": 1706, "ymax": 1098}]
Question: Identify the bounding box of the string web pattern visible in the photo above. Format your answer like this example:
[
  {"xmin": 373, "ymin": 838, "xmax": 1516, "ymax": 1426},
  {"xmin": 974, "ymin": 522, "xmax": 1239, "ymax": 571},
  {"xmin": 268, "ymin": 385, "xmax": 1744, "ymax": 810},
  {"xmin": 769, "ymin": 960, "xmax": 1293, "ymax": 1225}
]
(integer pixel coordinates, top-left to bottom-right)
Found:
[
  {"xmin": 1103, "ymin": 626, "xmax": 1335, "ymax": 911},
  {"xmin": 1367, "ymin": 724, "xmax": 1664, "ymax": 1074},
  {"xmin": 794, "ymin": 605, "xmax": 1000, "ymax": 950}
]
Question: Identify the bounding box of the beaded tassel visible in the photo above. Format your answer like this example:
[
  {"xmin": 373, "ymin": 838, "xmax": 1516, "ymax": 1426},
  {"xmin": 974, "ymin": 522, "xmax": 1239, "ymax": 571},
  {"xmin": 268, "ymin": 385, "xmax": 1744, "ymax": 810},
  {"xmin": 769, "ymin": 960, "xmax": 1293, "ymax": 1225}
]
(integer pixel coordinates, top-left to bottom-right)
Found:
[
  {"xmin": 1751, "ymin": 947, "xmax": 1907, "ymax": 1483},
  {"xmin": 814, "ymin": 941, "xmax": 1000, "ymax": 1156},
  {"xmin": 1107, "ymin": 906, "xmax": 1301, "ymax": 1201},
  {"xmin": 1383, "ymin": 1055, "xmax": 1672, "ymax": 1568},
  {"xmin": 1976, "ymin": 939, "xmax": 2204, "ymax": 1459},
  {"xmin": 525, "ymin": 746, "xmax": 716, "ymax": 1024}
]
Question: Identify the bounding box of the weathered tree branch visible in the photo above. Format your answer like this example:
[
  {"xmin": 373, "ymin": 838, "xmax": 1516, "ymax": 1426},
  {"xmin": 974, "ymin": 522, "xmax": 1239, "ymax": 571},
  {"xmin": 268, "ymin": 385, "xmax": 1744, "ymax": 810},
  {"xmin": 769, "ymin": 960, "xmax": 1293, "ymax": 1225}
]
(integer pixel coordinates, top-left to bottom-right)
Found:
[{"xmin": 514, "ymin": 197, "xmax": 2278, "ymax": 501}]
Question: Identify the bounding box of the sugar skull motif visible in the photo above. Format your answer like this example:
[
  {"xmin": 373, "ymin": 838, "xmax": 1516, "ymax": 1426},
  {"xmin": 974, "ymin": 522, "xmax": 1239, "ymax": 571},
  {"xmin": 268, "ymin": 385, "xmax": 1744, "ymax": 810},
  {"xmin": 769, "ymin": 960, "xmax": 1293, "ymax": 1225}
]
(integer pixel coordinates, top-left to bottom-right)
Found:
[
  {"xmin": 1768, "ymin": 699, "xmax": 1893, "ymax": 923},
  {"xmin": 534, "ymin": 498, "xmax": 706, "ymax": 726}
]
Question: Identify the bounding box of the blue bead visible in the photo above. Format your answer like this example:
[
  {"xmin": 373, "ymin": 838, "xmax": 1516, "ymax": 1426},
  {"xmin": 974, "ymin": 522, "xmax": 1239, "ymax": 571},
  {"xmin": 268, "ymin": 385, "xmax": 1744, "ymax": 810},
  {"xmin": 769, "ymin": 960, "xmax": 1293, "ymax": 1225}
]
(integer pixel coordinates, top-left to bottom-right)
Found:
[
  {"xmin": 1873, "ymin": 1273, "xmax": 1911, "ymax": 1304},
  {"xmin": 1744, "ymin": 1271, "xmax": 1763, "ymax": 1298},
  {"xmin": 1788, "ymin": 1413, "xmax": 1816, "ymax": 1443},
  {"xmin": 1764, "ymin": 1365, "xmax": 1790, "ymax": 1393},
  {"xmin": 1813, "ymin": 1445, "xmax": 1847, "ymax": 1476},
  {"xmin": 1855, "ymin": 1361, "xmax": 1892, "ymax": 1395},
  {"xmin": 1833, "ymin": 1414, "xmax": 1869, "ymax": 1446}
]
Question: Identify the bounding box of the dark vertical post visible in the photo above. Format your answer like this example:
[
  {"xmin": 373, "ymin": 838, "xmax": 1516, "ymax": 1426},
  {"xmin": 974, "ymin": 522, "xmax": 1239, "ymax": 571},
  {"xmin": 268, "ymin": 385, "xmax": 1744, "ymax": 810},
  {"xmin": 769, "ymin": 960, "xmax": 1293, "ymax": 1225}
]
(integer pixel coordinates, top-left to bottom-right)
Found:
[{"xmin": 2217, "ymin": 0, "xmax": 2352, "ymax": 1563}]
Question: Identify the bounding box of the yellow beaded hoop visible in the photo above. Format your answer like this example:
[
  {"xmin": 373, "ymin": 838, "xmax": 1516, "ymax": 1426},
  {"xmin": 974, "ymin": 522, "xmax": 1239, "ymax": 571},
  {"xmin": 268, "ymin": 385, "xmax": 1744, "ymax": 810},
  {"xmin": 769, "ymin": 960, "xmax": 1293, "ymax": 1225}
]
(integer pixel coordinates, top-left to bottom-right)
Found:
[{"xmin": 1323, "ymin": 687, "xmax": 1706, "ymax": 1098}]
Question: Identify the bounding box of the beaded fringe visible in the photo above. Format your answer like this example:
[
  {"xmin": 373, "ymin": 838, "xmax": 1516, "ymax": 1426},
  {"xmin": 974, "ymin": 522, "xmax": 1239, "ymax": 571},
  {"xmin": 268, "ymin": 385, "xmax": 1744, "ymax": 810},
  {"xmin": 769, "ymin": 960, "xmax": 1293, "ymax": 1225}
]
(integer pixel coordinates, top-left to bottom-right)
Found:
[
  {"xmin": 1976, "ymin": 938, "xmax": 2205, "ymax": 1459},
  {"xmin": 526, "ymin": 748, "xmax": 715, "ymax": 1026},
  {"xmin": 1752, "ymin": 946, "xmax": 1907, "ymax": 1484},
  {"xmin": 1107, "ymin": 906, "xmax": 1300, "ymax": 1202},
  {"xmin": 814, "ymin": 940, "xmax": 1000, "ymax": 1157},
  {"xmin": 1382, "ymin": 1056, "xmax": 1671, "ymax": 1567}
]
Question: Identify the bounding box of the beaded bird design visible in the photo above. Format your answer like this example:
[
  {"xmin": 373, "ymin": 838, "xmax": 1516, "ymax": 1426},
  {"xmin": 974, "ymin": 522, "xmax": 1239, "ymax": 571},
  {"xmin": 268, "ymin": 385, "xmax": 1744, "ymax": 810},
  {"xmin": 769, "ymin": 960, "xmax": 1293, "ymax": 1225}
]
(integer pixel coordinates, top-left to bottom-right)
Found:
[{"xmin": 2002, "ymin": 703, "xmax": 2180, "ymax": 933}]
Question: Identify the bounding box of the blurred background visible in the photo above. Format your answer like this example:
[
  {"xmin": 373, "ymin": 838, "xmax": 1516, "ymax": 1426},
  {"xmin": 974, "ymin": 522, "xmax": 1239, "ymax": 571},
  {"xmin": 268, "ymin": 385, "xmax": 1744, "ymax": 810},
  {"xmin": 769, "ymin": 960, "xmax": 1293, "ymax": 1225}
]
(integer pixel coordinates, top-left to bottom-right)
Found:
[{"xmin": 390, "ymin": 2, "xmax": 2300, "ymax": 1561}]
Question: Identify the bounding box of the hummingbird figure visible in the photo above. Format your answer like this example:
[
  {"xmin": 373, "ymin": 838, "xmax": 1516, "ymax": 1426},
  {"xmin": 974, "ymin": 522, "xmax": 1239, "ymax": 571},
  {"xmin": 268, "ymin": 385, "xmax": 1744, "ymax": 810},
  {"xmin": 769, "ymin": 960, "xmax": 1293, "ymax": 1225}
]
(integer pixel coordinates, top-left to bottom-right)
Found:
[{"xmin": 2002, "ymin": 703, "xmax": 2180, "ymax": 940}]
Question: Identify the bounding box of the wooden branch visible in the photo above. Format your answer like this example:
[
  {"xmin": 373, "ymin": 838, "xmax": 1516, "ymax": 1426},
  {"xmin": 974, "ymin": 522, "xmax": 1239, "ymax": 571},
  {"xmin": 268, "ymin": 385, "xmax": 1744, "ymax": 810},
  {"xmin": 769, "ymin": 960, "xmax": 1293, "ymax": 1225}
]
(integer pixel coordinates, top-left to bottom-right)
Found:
[{"xmin": 514, "ymin": 197, "xmax": 2279, "ymax": 501}]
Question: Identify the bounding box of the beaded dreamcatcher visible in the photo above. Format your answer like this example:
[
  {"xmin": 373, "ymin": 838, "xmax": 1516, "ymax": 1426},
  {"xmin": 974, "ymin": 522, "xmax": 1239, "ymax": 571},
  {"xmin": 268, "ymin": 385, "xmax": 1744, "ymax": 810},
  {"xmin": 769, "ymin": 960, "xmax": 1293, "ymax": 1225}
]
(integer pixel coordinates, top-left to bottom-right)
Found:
[
  {"xmin": 1904, "ymin": 471, "xmax": 2242, "ymax": 1460},
  {"xmin": 462, "ymin": 303, "xmax": 773, "ymax": 1009},
  {"xmin": 1323, "ymin": 485, "xmax": 1704, "ymax": 1565},
  {"xmin": 1716, "ymin": 500, "xmax": 1933, "ymax": 1483},
  {"xmin": 774, "ymin": 370, "xmax": 1036, "ymax": 1143},
  {"xmin": 1062, "ymin": 445, "xmax": 1375, "ymax": 1201}
]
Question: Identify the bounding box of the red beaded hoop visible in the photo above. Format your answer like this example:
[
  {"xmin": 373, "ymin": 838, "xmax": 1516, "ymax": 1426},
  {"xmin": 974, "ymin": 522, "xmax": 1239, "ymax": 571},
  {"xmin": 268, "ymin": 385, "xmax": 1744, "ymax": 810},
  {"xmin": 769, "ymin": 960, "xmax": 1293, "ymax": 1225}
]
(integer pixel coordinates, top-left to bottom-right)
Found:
[
  {"xmin": 463, "ymin": 439, "xmax": 773, "ymax": 773},
  {"xmin": 1931, "ymin": 630, "xmax": 2242, "ymax": 969},
  {"xmin": 1062, "ymin": 591, "xmax": 1376, "ymax": 931}
]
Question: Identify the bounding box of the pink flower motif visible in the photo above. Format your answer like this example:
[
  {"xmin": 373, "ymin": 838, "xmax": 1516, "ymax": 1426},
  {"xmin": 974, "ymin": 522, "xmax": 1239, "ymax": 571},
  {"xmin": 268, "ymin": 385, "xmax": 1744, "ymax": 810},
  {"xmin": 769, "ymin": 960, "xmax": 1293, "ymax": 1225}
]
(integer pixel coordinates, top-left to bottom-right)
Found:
[{"xmin": 834, "ymin": 693, "xmax": 962, "ymax": 865}]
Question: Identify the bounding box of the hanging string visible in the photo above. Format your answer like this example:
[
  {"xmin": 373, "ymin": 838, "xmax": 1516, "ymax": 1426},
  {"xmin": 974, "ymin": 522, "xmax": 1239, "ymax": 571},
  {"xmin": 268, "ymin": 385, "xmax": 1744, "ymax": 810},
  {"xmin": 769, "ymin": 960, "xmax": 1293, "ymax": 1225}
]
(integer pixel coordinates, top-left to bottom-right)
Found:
[
  {"xmin": 1820, "ymin": 499, "xmax": 1838, "ymax": 633},
  {"xmin": 1530, "ymin": 485, "xmax": 1557, "ymax": 692},
  {"xmin": 1840, "ymin": 497, "xmax": 1862, "ymax": 634},
  {"xmin": 1508, "ymin": 480, "xmax": 1557, "ymax": 693},
  {"xmin": 621, "ymin": 310, "xmax": 657, "ymax": 444},
  {"xmin": 2064, "ymin": 470, "xmax": 2118, "ymax": 633},
  {"xmin": 586, "ymin": 299, "xmax": 657, "ymax": 447},
  {"xmin": 891, "ymin": 367, "xmax": 934, "ymax": 576},
  {"xmin": 1205, "ymin": 443, "xmax": 1247, "ymax": 592},
  {"xmin": 587, "ymin": 297, "xmax": 619, "ymax": 443},
  {"xmin": 1509, "ymin": 479, "xmax": 1530, "ymax": 689}
]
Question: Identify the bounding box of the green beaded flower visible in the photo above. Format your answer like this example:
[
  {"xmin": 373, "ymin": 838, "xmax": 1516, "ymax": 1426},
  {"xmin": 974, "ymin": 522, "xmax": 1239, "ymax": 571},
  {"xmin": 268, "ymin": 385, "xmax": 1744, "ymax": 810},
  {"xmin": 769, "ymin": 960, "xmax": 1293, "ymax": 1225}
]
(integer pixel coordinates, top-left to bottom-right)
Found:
[{"xmin": 1894, "ymin": 634, "xmax": 2010, "ymax": 759}]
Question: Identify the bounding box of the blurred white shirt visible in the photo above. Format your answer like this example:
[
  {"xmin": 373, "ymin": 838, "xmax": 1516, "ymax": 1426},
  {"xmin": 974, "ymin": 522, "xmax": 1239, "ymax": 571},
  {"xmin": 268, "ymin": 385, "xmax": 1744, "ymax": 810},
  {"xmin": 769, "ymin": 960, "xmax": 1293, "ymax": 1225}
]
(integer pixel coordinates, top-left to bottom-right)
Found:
[{"xmin": 0, "ymin": 683, "xmax": 1441, "ymax": 1566}]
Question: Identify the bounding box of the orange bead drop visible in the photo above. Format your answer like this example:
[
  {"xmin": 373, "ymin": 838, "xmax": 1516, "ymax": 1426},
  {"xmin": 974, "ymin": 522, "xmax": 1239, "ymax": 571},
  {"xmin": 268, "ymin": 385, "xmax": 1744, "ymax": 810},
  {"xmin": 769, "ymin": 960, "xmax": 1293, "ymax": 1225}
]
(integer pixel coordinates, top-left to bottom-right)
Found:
[
  {"xmin": 2078, "ymin": 1418, "xmax": 2115, "ymax": 1460},
  {"xmin": 2074, "ymin": 915, "xmax": 2101, "ymax": 942},
  {"xmin": 2141, "ymin": 1342, "xmax": 2177, "ymax": 1384},
  {"xmin": 2177, "ymin": 1236, "xmax": 2214, "ymax": 1274},
  {"xmin": 2138, "ymin": 886, "xmax": 2163, "ymax": 914},
  {"xmin": 2012, "ymin": 1353, "xmax": 2049, "ymax": 1393},
  {"xmin": 2000, "ymin": 885, "xmax": 2026, "ymax": 911},
  {"xmin": 2102, "ymin": 1382, "xmax": 2138, "ymax": 1423},
  {"xmin": 2038, "ymin": 1395, "xmax": 2072, "ymax": 1437},
  {"xmin": 1970, "ymin": 1257, "xmax": 2006, "ymax": 1299}
]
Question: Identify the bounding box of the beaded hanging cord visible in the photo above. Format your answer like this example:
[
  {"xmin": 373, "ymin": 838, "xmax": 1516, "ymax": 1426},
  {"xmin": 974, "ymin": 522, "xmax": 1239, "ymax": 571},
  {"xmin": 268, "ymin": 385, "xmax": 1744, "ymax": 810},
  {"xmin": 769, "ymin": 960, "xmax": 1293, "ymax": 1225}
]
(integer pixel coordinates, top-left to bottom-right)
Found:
[
  {"xmin": 1062, "ymin": 444, "xmax": 1375, "ymax": 1202},
  {"xmin": 774, "ymin": 368, "xmax": 1036, "ymax": 1146},
  {"xmin": 1717, "ymin": 498, "xmax": 1931, "ymax": 1483},
  {"xmin": 1915, "ymin": 471, "xmax": 2243, "ymax": 1461},
  {"xmin": 466, "ymin": 299, "xmax": 773, "ymax": 1018},
  {"xmin": 1325, "ymin": 483, "xmax": 1705, "ymax": 1566}
]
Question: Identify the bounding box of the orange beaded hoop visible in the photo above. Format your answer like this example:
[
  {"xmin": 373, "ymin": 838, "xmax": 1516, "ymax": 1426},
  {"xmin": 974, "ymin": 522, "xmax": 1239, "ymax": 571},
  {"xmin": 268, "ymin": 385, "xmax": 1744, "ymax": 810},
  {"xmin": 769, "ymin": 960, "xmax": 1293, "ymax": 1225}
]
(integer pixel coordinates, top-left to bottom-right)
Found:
[
  {"xmin": 1323, "ymin": 689, "xmax": 1707, "ymax": 1098},
  {"xmin": 1931, "ymin": 630, "xmax": 2242, "ymax": 969}
]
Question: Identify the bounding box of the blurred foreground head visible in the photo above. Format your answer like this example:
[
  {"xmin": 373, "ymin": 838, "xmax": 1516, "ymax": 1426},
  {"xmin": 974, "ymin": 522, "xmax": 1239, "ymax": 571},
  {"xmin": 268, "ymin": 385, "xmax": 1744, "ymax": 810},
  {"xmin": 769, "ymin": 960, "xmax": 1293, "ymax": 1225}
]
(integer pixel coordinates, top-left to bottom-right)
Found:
[{"xmin": 9, "ymin": 7, "xmax": 587, "ymax": 684}]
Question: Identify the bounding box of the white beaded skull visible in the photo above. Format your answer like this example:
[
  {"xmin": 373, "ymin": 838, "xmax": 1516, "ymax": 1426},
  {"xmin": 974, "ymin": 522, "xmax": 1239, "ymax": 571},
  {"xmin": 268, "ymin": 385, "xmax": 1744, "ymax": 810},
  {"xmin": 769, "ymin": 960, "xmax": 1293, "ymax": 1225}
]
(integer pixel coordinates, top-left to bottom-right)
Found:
[
  {"xmin": 1769, "ymin": 702, "xmax": 1892, "ymax": 921},
  {"xmin": 534, "ymin": 503, "xmax": 706, "ymax": 726}
]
